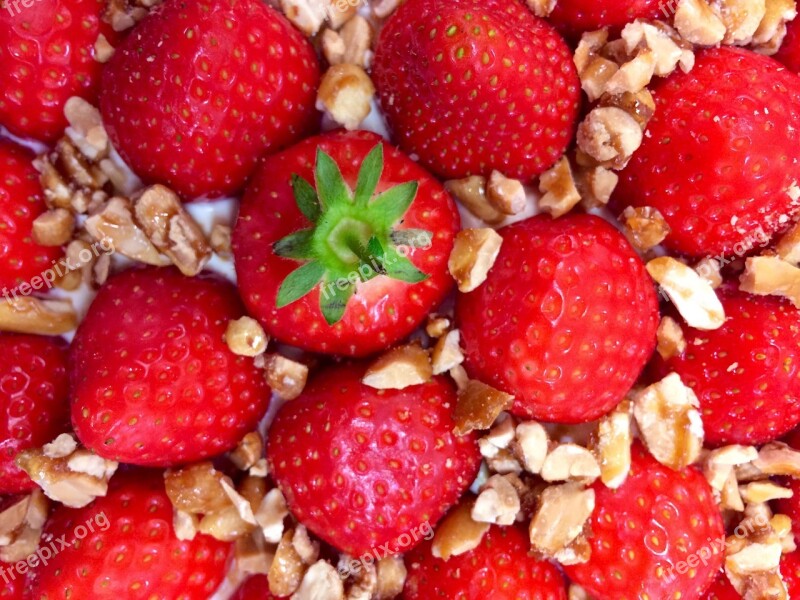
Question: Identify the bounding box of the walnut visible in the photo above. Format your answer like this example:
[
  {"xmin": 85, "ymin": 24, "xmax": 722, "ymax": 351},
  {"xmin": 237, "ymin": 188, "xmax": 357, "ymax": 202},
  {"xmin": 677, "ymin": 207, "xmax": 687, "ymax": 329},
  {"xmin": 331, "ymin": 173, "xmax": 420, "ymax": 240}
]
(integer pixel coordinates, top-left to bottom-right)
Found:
[
  {"xmin": 512, "ymin": 421, "xmax": 549, "ymax": 474},
  {"xmin": 694, "ymin": 257, "xmax": 723, "ymax": 288},
  {"xmin": 721, "ymin": 470, "xmax": 745, "ymax": 511},
  {"xmin": 322, "ymin": 29, "xmax": 346, "ymax": 64},
  {"xmin": 529, "ymin": 482, "xmax": 595, "ymax": 561},
  {"xmin": 620, "ymin": 20, "xmax": 694, "ymax": 77},
  {"xmin": 740, "ymin": 256, "xmax": 800, "ymax": 308},
  {"xmin": 753, "ymin": 442, "xmax": 800, "ymax": 477},
  {"xmin": 0, "ymin": 496, "xmax": 30, "ymax": 546},
  {"xmin": 478, "ymin": 414, "xmax": 516, "ymax": 459},
  {"xmin": 646, "ymin": 256, "xmax": 726, "ymax": 330},
  {"xmin": 574, "ymin": 30, "xmax": 620, "ymax": 102},
  {"xmin": 225, "ymin": 317, "xmax": 269, "ymax": 357},
  {"xmin": 444, "ymin": 176, "xmax": 505, "ymax": 225},
  {"xmin": 539, "ymin": 157, "xmax": 582, "ymax": 218},
  {"xmin": 210, "ymin": 223, "xmax": 232, "ymax": 258},
  {"xmin": 598, "ymin": 89, "xmax": 656, "ymax": 132},
  {"xmin": 173, "ymin": 510, "xmax": 199, "ymax": 541},
  {"xmin": 621, "ymin": 206, "xmax": 670, "ymax": 251},
  {"xmin": 334, "ymin": 16, "xmax": 373, "ymax": 67},
  {"xmin": 739, "ymin": 481, "xmax": 793, "ymax": 504},
  {"xmin": 0, "ymin": 499, "xmax": 46, "ymax": 564},
  {"xmin": 633, "ymin": 373, "xmax": 704, "ymax": 470},
  {"xmin": 454, "ymin": 379, "xmax": 514, "ymax": 436},
  {"xmin": 85, "ymin": 197, "xmax": 168, "ymax": 266},
  {"xmin": 425, "ymin": 315, "xmax": 450, "ymax": 338},
  {"xmin": 448, "ymin": 228, "xmax": 503, "ymax": 293},
  {"xmin": 526, "ymin": 0, "xmax": 557, "ymax": 17},
  {"xmin": 294, "ymin": 561, "xmax": 345, "ymax": 600},
  {"xmin": 375, "ymin": 556, "xmax": 407, "ymax": 600},
  {"xmin": 32, "ymin": 208, "xmax": 75, "ymax": 247},
  {"xmin": 431, "ymin": 501, "xmax": 489, "ymax": 560},
  {"xmin": 752, "ymin": 0, "xmax": 797, "ymax": 54},
  {"xmin": 43, "ymin": 433, "xmax": 78, "ymax": 459},
  {"xmin": 577, "ymin": 107, "xmax": 643, "ymax": 170},
  {"xmin": 230, "ymin": 432, "xmax": 264, "ymax": 471},
  {"xmin": 165, "ymin": 462, "xmax": 231, "ymax": 514},
  {"xmin": 291, "ymin": 524, "xmax": 319, "ymax": 565},
  {"xmin": 94, "ymin": 33, "xmax": 115, "ymax": 63},
  {"xmin": 264, "ymin": 354, "xmax": 309, "ymax": 400},
  {"xmin": 270, "ymin": 530, "xmax": 310, "ymax": 596},
  {"xmin": 197, "ymin": 504, "xmax": 255, "ymax": 542},
  {"xmin": 255, "ymin": 489, "xmax": 289, "ymax": 545},
  {"xmin": 596, "ymin": 400, "xmax": 632, "ymax": 489},
  {"xmin": 317, "ymin": 64, "xmax": 375, "ymax": 131},
  {"xmin": 133, "ymin": 185, "xmax": 212, "ymax": 276},
  {"xmin": 372, "ymin": 0, "xmax": 401, "ymax": 19},
  {"xmin": 486, "ymin": 448, "xmax": 524, "ymax": 475},
  {"xmin": 64, "ymin": 97, "xmax": 109, "ymax": 161},
  {"xmin": 431, "ymin": 329, "xmax": 464, "ymax": 375},
  {"xmin": 605, "ymin": 50, "xmax": 656, "ymax": 95},
  {"xmin": 656, "ymin": 316, "xmax": 687, "ymax": 360},
  {"xmin": 0, "ymin": 297, "xmax": 78, "ymax": 336},
  {"xmin": 280, "ymin": 0, "xmax": 328, "ymax": 35},
  {"xmin": 704, "ymin": 445, "xmax": 760, "ymax": 492},
  {"xmin": 675, "ymin": 0, "xmax": 728, "ymax": 45},
  {"xmin": 487, "ymin": 170, "xmax": 526, "ymax": 215},
  {"xmin": 575, "ymin": 166, "xmax": 619, "ymax": 208},
  {"xmin": 221, "ymin": 479, "xmax": 258, "ymax": 527},
  {"xmin": 472, "ymin": 474, "xmax": 520, "ymax": 525},
  {"xmin": 713, "ymin": 0, "xmax": 767, "ymax": 45},
  {"xmin": 362, "ymin": 344, "xmax": 432, "ymax": 390},
  {"xmin": 541, "ymin": 444, "xmax": 601, "ymax": 484},
  {"xmin": 235, "ymin": 531, "xmax": 274, "ymax": 575},
  {"xmin": 569, "ymin": 584, "xmax": 592, "ymax": 600}
]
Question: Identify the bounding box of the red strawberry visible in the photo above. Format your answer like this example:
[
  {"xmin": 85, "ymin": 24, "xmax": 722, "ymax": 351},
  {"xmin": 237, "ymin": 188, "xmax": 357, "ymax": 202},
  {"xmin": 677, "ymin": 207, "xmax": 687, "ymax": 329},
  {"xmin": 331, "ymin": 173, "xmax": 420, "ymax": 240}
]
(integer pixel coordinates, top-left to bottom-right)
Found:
[
  {"xmin": 0, "ymin": 333, "xmax": 69, "ymax": 494},
  {"xmin": 614, "ymin": 47, "xmax": 800, "ymax": 257},
  {"xmin": 0, "ymin": 561, "xmax": 26, "ymax": 600},
  {"xmin": 267, "ymin": 362, "xmax": 481, "ymax": 557},
  {"xmin": 403, "ymin": 517, "xmax": 566, "ymax": 599},
  {"xmin": 782, "ymin": 551, "xmax": 800, "ymax": 597},
  {"xmin": 372, "ymin": 0, "xmax": 580, "ymax": 182},
  {"xmin": 0, "ymin": 141, "xmax": 63, "ymax": 293},
  {"xmin": 28, "ymin": 470, "xmax": 231, "ymax": 599},
  {"xmin": 0, "ymin": 0, "xmax": 118, "ymax": 143},
  {"xmin": 70, "ymin": 266, "xmax": 270, "ymax": 466},
  {"xmin": 547, "ymin": 0, "xmax": 664, "ymax": 39},
  {"xmin": 232, "ymin": 575, "xmax": 280, "ymax": 599},
  {"xmin": 703, "ymin": 572, "xmax": 740, "ymax": 600},
  {"xmin": 652, "ymin": 286, "xmax": 800, "ymax": 446},
  {"xmin": 233, "ymin": 130, "xmax": 459, "ymax": 357},
  {"xmin": 100, "ymin": 0, "xmax": 320, "ymax": 199},
  {"xmin": 456, "ymin": 213, "xmax": 658, "ymax": 423},
  {"xmin": 565, "ymin": 442, "xmax": 725, "ymax": 599},
  {"xmin": 775, "ymin": 18, "xmax": 800, "ymax": 73}
]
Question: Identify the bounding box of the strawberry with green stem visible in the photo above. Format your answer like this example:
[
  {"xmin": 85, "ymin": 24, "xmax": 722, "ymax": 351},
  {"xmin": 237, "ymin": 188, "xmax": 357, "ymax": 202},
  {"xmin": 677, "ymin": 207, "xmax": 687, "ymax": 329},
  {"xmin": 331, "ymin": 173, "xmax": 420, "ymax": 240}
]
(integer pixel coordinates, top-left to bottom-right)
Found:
[{"xmin": 233, "ymin": 130, "xmax": 459, "ymax": 357}]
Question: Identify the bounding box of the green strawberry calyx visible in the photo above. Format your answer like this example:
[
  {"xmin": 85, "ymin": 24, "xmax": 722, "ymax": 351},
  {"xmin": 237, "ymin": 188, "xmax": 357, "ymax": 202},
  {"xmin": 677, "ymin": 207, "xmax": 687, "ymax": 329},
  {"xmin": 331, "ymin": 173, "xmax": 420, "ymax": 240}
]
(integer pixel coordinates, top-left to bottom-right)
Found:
[{"xmin": 274, "ymin": 143, "xmax": 433, "ymax": 325}]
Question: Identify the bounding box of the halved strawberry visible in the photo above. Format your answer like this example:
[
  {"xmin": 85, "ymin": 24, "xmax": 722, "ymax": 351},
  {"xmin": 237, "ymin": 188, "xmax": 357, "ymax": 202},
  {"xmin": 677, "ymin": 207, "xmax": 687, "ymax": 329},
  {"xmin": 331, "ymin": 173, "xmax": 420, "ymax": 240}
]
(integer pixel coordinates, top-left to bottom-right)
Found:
[
  {"xmin": 267, "ymin": 362, "xmax": 480, "ymax": 557},
  {"xmin": 233, "ymin": 130, "xmax": 459, "ymax": 357},
  {"xmin": 0, "ymin": 333, "xmax": 69, "ymax": 494},
  {"xmin": 70, "ymin": 266, "xmax": 270, "ymax": 466},
  {"xmin": 28, "ymin": 470, "xmax": 231, "ymax": 598}
]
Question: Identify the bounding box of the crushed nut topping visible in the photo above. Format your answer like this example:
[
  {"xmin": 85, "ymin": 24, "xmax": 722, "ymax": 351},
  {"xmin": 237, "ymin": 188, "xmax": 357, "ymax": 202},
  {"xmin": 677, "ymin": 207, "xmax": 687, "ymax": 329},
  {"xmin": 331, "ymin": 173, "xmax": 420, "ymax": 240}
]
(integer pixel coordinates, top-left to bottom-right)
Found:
[
  {"xmin": 596, "ymin": 400, "xmax": 633, "ymax": 489},
  {"xmin": 431, "ymin": 500, "xmax": 490, "ymax": 560},
  {"xmin": 230, "ymin": 432, "xmax": 264, "ymax": 471},
  {"xmin": 374, "ymin": 556, "xmax": 407, "ymax": 600},
  {"xmin": 529, "ymin": 482, "xmax": 595, "ymax": 562},
  {"xmin": 362, "ymin": 344, "xmax": 432, "ymax": 390},
  {"xmin": 739, "ymin": 481, "xmax": 793, "ymax": 504},
  {"xmin": 539, "ymin": 157, "xmax": 582, "ymax": 218},
  {"xmin": 431, "ymin": 329, "xmax": 464, "ymax": 375},
  {"xmin": 293, "ymin": 560, "xmax": 345, "ymax": 600},
  {"xmin": 444, "ymin": 176, "xmax": 505, "ymax": 225},
  {"xmin": 210, "ymin": 223, "xmax": 232, "ymax": 258},
  {"xmin": 43, "ymin": 433, "xmax": 79, "ymax": 459},
  {"xmin": 225, "ymin": 317, "xmax": 269, "ymax": 357},
  {"xmin": 512, "ymin": 421, "xmax": 549, "ymax": 475},
  {"xmin": 235, "ymin": 531, "xmax": 275, "ymax": 575},
  {"xmin": 715, "ymin": 0, "xmax": 767, "ymax": 45},
  {"xmin": 526, "ymin": 0, "xmax": 557, "ymax": 17},
  {"xmin": 752, "ymin": 442, "xmax": 800, "ymax": 477},
  {"xmin": 425, "ymin": 315, "xmax": 450, "ymax": 338},
  {"xmin": 656, "ymin": 316, "xmax": 687, "ymax": 360},
  {"xmin": 541, "ymin": 444, "xmax": 602, "ymax": 484},
  {"xmin": 674, "ymin": 0, "xmax": 727, "ymax": 45},
  {"xmin": 0, "ymin": 297, "xmax": 78, "ymax": 336},
  {"xmin": 448, "ymin": 228, "xmax": 503, "ymax": 293},
  {"xmin": 165, "ymin": 462, "xmax": 231, "ymax": 514},
  {"xmin": 270, "ymin": 530, "xmax": 308, "ymax": 596},
  {"xmin": 577, "ymin": 107, "xmax": 644, "ymax": 170},
  {"xmin": 85, "ymin": 197, "xmax": 168, "ymax": 266},
  {"xmin": 173, "ymin": 510, "xmax": 199, "ymax": 542},
  {"xmin": 264, "ymin": 353, "xmax": 309, "ymax": 400},
  {"xmin": 774, "ymin": 222, "xmax": 800, "ymax": 266},
  {"xmin": 694, "ymin": 257, "xmax": 723, "ymax": 288},
  {"xmin": 255, "ymin": 488, "xmax": 289, "ymax": 545},
  {"xmin": 472, "ymin": 474, "xmax": 521, "ymax": 526},
  {"xmin": 32, "ymin": 208, "xmax": 75, "ymax": 247},
  {"xmin": 324, "ymin": 16, "xmax": 373, "ymax": 67},
  {"xmin": 454, "ymin": 379, "xmax": 514, "ymax": 436},
  {"xmin": 317, "ymin": 64, "xmax": 375, "ymax": 131},
  {"xmin": 621, "ymin": 206, "xmax": 670, "ymax": 251},
  {"xmin": 486, "ymin": 170, "xmax": 527, "ymax": 215},
  {"xmin": 740, "ymin": 255, "xmax": 800, "ymax": 308},
  {"xmin": 575, "ymin": 165, "xmax": 619, "ymax": 208},
  {"xmin": 752, "ymin": 0, "xmax": 797, "ymax": 54}
]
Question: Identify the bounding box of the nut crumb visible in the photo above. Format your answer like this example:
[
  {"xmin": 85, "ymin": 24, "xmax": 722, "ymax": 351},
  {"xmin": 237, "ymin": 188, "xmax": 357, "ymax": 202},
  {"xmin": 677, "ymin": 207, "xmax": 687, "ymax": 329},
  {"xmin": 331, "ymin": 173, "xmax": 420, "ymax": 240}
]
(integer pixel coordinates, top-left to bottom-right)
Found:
[
  {"xmin": 264, "ymin": 354, "xmax": 309, "ymax": 400},
  {"xmin": 362, "ymin": 344, "xmax": 432, "ymax": 390},
  {"xmin": 229, "ymin": 432, "xmax": 264, "ymax": 471},
  {"xmin": 293, "ymin": 560, "xmax": 344, "ymax": 600},
  {"xmin": 512, "ymin": 421, "xmax": 549, "ymax": 474},
  {"xmin": 487, "ymin": 170, "xmax": 526, "ymax": 215},
  {"xmin": 225, "ymin": 317, "xmax": 269, "ymax": 357},
  {"xmin": 674, "ymin": 0, "xmax": 727, "ymax": 45},
  {"xmin": 577, "ymin": 107, "xmax": 643, "ymax": 170},
  {"xmin": 621, "ymin": 206, "xmax": 670, "ymax": 251},
  {"xmin": 317, "ymin": 64, "xmax": 375, "ymax": 131},
  {"xmin": 656, "ymin": 316, "xmax": 687, "ymax": 360},
  {"xmin": 740, "ymin": 255, "xmax": 800, "ymax": 308},
  {"xmin": 471, "ymin": 474, "xmax": 520, "ymax": 525},
  {"xmin": 448, "ymin": 228, "xmax": 503, "ymax": 293},
  {"xmin": 541, "ymin": 444, "xmax": 601, "ymax": 484},
  {"xmin": 431, "ymin": 501, "xmax": 489, "ymax": 560},
  {"xmin": 444, "ymin": 176, "xmax": 505, "ymax": 225},
  {"xmin": 529, "ymin": 482, "xmax": 595, "ymax": 561},
  {"xmin": 539, "ymin": 157, "xmax": 581, "ymax": 218},
  {"xmin": 454, "ymin": 380, "xmax": 514, "ymax": 436},
  {"xmin": 596, "ymin": 400, "xmax": 632, "ymax": 489},
  {"xmin": 431, "ymin": 329, "xmax": 464, "ymax": 375}
]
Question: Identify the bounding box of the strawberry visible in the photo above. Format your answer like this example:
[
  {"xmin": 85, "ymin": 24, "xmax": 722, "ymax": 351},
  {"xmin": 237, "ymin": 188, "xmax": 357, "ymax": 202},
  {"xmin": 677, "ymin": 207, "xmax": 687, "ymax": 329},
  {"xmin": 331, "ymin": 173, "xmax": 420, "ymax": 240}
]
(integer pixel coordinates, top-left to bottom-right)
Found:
[
  {"xmin": 0, "ymin": 0, "xmax": 117, "ymax": 143},
  {"xmin": 372, "ymin": 0, "xmax": 580, "ymax": 182},
  {"xmin": 266, "ymin": 362, "xmax": 481, "ymax": 557},
  {"xmin": 547, "ymin": 0, "xmax": 664, "ymax": 39},
  {"xmin": 565, "ymin": 442, "xmax": 725, "ymax": 599},
  {"xmin": 652, "ymin": 285, "xmax": 800, "ymax": 446},
  {"xmin": 456, "ymin": 213, "xmax": 658, "ymax": 423},
  {"xmin": 0, "ymin": 333, "xmax": 69, "ymax": 494},
  {"xmin": 703, "ymin": 572, "xmax": 740, "ymax": 600},
  {"xmin": 775, "ymin": 17, "xmax": 800, "ymax": 73},
  {"xmin": 403, "ymin": 517, "xmax": 566, "ymax": 599},
  {"xmin": 232, "ymin": 575, "xmax": 279, "ymax": 599},
  {"xmin": 233, "ymin": 130, "xmax": 459, "ymax": 357},
  {"xmin": 70, "ymin": 266, "xmax": 270, "ymax": 466},
  {"xmin": 614, "ymin": 47, "xmax": 800, "ymax": 257},
  {"xmin": 27, "ymin": 470, "xmax": 231, "ymax": 599},
  {"xmin": 99, "ymin": 0, "xmax": 320, "ymax": 199},
  {"xmin": 0, "ymin": 141, "xmax": 63, "ymax": 294},
  {"xmin": 0, "ymin": 561, "xmax": 26, "ymax": 600},
  {"xmin": 782, "ymin": 551, "xmax": 800, "ymax": 597}
]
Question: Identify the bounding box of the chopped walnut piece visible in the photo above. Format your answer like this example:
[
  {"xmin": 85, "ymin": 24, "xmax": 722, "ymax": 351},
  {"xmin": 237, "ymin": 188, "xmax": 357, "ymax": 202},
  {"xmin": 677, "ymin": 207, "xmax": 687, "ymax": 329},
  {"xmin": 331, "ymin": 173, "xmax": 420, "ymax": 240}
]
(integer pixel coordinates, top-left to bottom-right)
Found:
[
  {"xmin": 714, "ymin": 0, "xmax": 767, "ymax": 45},
  {"xmin": 448, "ymin": 228, "xmax": 503, "ymax": 293},
  {"xmin": 230, "ymin": 432, "xmax": 264, "ymax": 471},
  {"xmin": 173, "ymin": 510, "xmax": 199, "ymax": 541},
  {"xmin": 372, "ymin": 0, "xmax": 401, "ymax": 18},
  {"xmin": 0, "ymin": 297, "xmax": 78, "ymax": 336},
  {"xmin": 225, "ymin": 317, "xmax": 269, "ymax": 357},
  {"xmin": 431, "ymin": 500, "xmax": 490, "ymax": 560},
  {"xmin": 605, "ymin": 49, "xmax": 656, "ymax": 95},
  {"xmin": 94, "ymin": 33, "xmax": 115, "ymax": 63},
  {"xmin": 753, "ymin": 442, "xmax": 800, "ymax": 477},
  {"xmin": 431, "ymin": 329, "xmax": 464, "ymax": 375},
  {"xmin": 425, "ymin": 315, "xmax": 450, "ymax": 338},
  {"xmin": 541, "ymin": 444, "xmax": 601, "ymax": 484},
  {"xmin": 574, "ymin": 30, "xmax": 620, "ymax": 102},
  {"xmin": 472, "ymin": 474, "xmax": 520, "ymax": 525},
  {"xmin": 236, "ymin": 531, "xmax": 274, "ymax": 575},
  {"xmin": 621, "ymin": 206, "xmax": 670, "ymax": 251},
  {"xmin": 0, "ymin": 522, "xmax": 42, "ymax": 563},
  {"xmin": 569, "ymin": 584, "xmax": 592, "ymax": 600},
  {"xmin": 67, "ymin": 452, "xmax": 117, "ymax": 479},
  {"xmin": 32, "ymin": 208, "xmax": 75, "ymax": 247},
  {"xmin": 93, "ymin": 252, "xmax": 111, "ymax": 286},
  {"xmin": 752, "ymin": 0, "xmax": 797, "ymax": 54},
  {"xmin": 539, "ymin": 157, "xmax": 581, "ymax": 218},
  {"xmin": 774, "ymin": 222, "xmax": 800, "ymax": 266},
  {"xmin": 674, "ymin": 0, "xmax": 727, "ymax": 45},
  {"xmin": 487, "ymin": 170, "xmax": 526, "ymax": 215},
  {"xmin": 512, "ymin": 421, "xmax": 549, "ymax": 474},
  {"xmin": 529, "ymin": 482, "xmax": 595, "ymax": 560},
  {"xmin": 576, "ymin": 166, "xmax": 619, "ymax": 208},
  {"xmin": 596, "ymin": 400, "xmax": 632, "ymax": 489},
  {"xmin": 362, "ymin": 344, "xmax": 432, "ymax": 390},
  {"xmin": 620, "ymin": 21, "xmax": 694, "ymax": 77},
  {"xmin": 220, "ymin": 480, "xmax": 258, "ymax": 526},
  {"xmin": 704, "ymin": 445, "xmax": 760, "ymax": 491},
  {"xmin": 454, "ymin": 380, "xmax": 514, "ymax": 436},
  {"xmin": 133, "ymin": 185, "xmax": 211, "ymax": 276},
  {"xmin": 646, "ymin": 256, "xmax": 726, "ymax": 330},
  {"xmin": 720, "ymin": 470, "xmax": 745, "ymax": 511},
  {"xmin": 725, "ymin": 541, "xmax": 786, "ymax": 598},
  {"xmin": 598, "ymin": 89, "xmax": 656, "ymax": 131},
  {"xmin": 280, "ymin": 0, "xmax": 327, "ymax": 34},
  {"xmin": 255, "ymin": 488, "xmax": 289, "ymax": 545},
  {"xmin": 210, "ymin": 223, "xmax": 232, "ymax": 258},
  {"xmin": 445, "ymin": 176, "xmax": 505, "ymax": 225},
  {"xmin": 43, "ymin": 433, "xmax": 78, "ymax": 459},
  {"xmin": 375, "ymin": 556, "xmax": 407, "ymax": 600},
  {"xmin": 577, "ymin": 107, "xmax": 643, "ymax": 170},
  {"xmin": 270, "ymin": 529, "xmax": 309, "ymax": 595},
  {"xmin": 694, "ymin": 257, "xmax": 723, "ymax": 288},
  {"xmin": 291, "ymin": 525, "xmax": 319, "ymax": 565},
  {"xmin": 486, "ymin": 448, "xmax": 524, "ymax": 475},
  {"xmin": 0, "ymin": 497, "xmax": 30, "ymax": 544},
  {"xmin": 317, "ymin": 64, "xmax": 375, "ymax": 131},
  {"xmin": 633, "ymin": 373, "xmax": 704, "ymax": 470},
  {"xmin": 164, "ymin": 462, "xmax": 230, "ymax": 514},
  {"xmin": 740, "ymin": 255, "xmax": 800, "ymax": 308},
  {"xmin": 264, "ymin": 354, "xmax": 309, "ymax": 400},
  {"xmin": 85, "ymin": 197, "xmax": 167, "ymax": 266},
  {"xmin": 740, "ymin": 481, "xmax": 793, "ymax": 504},
  {"xmin": 337, "ymin": 16, "xmax": 373, "ymax": 67},
  {"xmin": 322, "ymin": 29, "xmax": 346, "ymax": 64},
  {"xmin": 656, "ymin": 316, "xmax": 687, "ymax": 360},
  {"xmin": 197, "ymin": 504, "xmax": 255, "ymax": 542},
  {"xmin": 64, "ymin": 97, "xmax": 109, "ymax": 162},
  {"xmin": 526, "ymin": 0, "xmax": 556, "ymax": 17},
  {"xmin": 294, "ymin": 560, "xmax": 344, "ymax": 600},
  {"xmin": 478, "ymin": 414, "xmax": 515, "ymax": 459}
]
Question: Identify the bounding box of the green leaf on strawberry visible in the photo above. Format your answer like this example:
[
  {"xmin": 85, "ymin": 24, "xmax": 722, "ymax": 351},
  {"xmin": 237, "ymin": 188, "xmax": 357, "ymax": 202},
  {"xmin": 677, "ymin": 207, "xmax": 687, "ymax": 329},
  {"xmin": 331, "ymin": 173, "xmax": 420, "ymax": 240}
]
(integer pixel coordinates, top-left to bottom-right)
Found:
[{"xmin": 274, "ymin": 143, "xmax": 431, "ymax": 325}]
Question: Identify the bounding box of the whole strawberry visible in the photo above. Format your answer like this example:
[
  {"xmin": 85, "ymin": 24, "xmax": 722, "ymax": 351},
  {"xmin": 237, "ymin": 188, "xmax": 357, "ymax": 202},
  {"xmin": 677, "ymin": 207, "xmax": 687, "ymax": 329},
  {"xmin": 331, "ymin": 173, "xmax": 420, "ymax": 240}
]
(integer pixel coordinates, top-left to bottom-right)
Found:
[
  {"xmin": 548, "ymin": 0, "xmax": 664, "ymax": 38},
  {"xmin": 456, "ymin": 213, "xmax": 658, "ymax": 423},
  {"xmin": 0, "ymin": 141, "xmax": 63, "ymax": 293},
  {"xmin": 566, "ymin": 442, "xmax": 725, "ymax": 599},
  {"xmin": 233, "ymin": 130, "xmax": 459, "ymax": 357},
  {"xmin": 70, "ymin": 267, "xmax": 270, "ymax": 466},
  {"xmin": 100, "ymin": 0, "xmax": 319, "ymax": 199},
  {"xmin": 403, "ymin": 517, "xmax": 566, "ymax": 599},
  {"xmin": 652, "ymin": 286, "xmax": 800, "ymax": 446},
  {"xmin": 0, "ymin": 334, "xmax": 69, "ymax": 494},
  {"xmin": 775, "ymin": 17, "xmax": 800, "ymax": 73},
  {"xmin": 372, "ymin": 0, "xmax": 580, "ymax": 182},
  {"xmin": 28, "ymin": 470, "xmax": 231, "ymax": 599},
  {"xmin": 0, "ymin": 0, "xmax": 118, "ymax": 143},
  {"xmin": 267, "ymin": 362, "xmax": 480, "ymax": 557},
  {"xmin": 0, "ymin": 560, "xmax": 26, "ymax": 600},
  {"xmin": 615, "ymin": 47, "xmax": 800, "ymax": 257}
]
